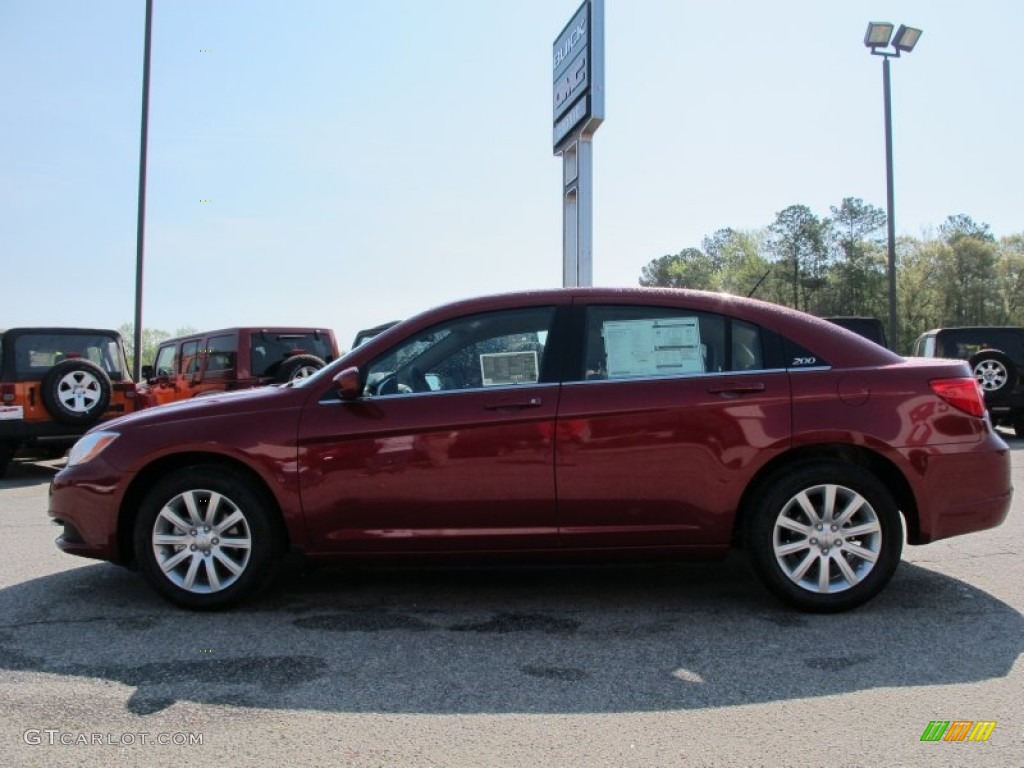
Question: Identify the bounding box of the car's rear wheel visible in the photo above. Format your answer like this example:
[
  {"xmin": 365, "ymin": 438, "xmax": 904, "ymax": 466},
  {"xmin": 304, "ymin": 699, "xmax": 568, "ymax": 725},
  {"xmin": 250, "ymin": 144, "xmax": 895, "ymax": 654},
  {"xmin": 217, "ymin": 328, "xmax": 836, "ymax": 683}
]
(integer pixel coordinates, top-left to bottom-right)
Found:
[
  {"xmin": 746, "ymin": 462, "xmax": 902, "ymax": 612},
  {"xmin": 274, "ymin": 354, "xmax": 325, "ymax": 383},
  {"xmin": 133, "ymin": 466, "xmax": 281, "ymax": 609},
  {"xmin": 40, "ymin": 359, "xmax": 112, "ymax": 425},
  {"xmin": 969, "ymin": 350, "xmax": 1017, "ymax": 398}
]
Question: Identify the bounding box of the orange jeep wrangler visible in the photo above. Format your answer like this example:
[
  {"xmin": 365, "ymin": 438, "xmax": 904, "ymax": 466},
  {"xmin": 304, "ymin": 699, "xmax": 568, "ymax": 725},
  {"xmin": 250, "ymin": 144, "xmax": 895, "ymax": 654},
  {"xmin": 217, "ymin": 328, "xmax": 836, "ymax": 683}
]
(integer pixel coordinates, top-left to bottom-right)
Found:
[
  {"xmin": 0, "ymin": 327, "xmax": 137, "ymax": 475},
  {"xmin": 137, "ymin": 327, "xmax": 339, "ymax": 408}
]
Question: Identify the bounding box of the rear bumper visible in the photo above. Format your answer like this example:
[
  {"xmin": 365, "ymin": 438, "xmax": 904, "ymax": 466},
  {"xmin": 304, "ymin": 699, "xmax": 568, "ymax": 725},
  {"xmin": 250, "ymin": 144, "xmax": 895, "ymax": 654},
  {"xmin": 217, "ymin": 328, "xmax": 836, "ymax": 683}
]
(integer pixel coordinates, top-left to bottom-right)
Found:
[{"xmin": 906, "ymin": 434, "xmax": 1012, "ymax": 544}]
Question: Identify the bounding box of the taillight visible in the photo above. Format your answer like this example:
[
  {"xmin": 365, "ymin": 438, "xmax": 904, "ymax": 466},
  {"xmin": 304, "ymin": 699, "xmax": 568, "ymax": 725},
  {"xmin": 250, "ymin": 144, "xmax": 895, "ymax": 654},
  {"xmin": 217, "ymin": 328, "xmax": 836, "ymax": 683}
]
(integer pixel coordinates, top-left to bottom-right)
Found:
[
  {"xmin": 1, "ymin": 384, "xmax": 14, "ymax": 403},
  {"xmin": 930, "ymin": 378, "xmax": 986, "ymax": 417}
]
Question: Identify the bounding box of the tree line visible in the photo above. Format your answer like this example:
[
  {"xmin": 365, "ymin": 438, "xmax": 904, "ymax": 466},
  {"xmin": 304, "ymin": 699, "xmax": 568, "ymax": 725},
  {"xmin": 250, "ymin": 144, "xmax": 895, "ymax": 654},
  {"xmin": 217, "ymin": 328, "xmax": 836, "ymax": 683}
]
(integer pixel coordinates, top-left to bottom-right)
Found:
[
  {"xmin": 638, "ymin": 198, "xmax": 1024, "ymax": 353},
  {"xmin": 118, "ymin": 324, "xmax": 197, "ymax": 374}
]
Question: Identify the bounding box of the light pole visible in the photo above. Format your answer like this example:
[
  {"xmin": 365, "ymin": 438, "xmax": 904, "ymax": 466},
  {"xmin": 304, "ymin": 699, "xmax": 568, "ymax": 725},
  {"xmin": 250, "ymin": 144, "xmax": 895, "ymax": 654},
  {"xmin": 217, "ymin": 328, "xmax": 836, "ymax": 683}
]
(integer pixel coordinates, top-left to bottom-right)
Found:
[
  {"xmin": 133, "ymin": 0, "xmax": 154, "ymax": 382},
  {"xmin": 864, "ymin": 22, "xmax": 922, "ymax": 352}
]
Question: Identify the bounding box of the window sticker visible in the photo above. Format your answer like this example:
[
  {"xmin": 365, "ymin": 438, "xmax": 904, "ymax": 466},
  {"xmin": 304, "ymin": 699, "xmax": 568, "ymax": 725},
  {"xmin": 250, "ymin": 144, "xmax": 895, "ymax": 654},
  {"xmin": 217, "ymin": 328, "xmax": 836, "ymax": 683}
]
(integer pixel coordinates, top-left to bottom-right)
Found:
[
  {"xmin": 603, "ymin": 317, "xmax": 703, "ymax": 378},
  {"xmin": 480, "ymin": 351, "xmax": 539, "ymax": 386}
]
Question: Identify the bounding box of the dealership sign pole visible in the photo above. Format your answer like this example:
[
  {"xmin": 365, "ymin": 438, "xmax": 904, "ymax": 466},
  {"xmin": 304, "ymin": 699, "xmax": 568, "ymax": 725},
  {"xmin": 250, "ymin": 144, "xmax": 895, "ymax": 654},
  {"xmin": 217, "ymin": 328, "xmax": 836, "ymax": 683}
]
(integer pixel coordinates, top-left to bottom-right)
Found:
[{"xmin": 553, "ymin": 0, "xmax": 604, "ymax": 287}]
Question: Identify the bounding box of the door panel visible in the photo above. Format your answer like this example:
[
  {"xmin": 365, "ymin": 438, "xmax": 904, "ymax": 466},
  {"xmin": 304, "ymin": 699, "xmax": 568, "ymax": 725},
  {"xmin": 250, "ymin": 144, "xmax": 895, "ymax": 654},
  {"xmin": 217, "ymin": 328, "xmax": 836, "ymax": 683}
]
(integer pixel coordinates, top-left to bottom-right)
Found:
[
  {"xmin": 555, "ymin": 304, "xmax": 792, "ymax": 548},
  {"xmin": 298, "ymin": 305, "xmax": 562, "ymax": 553},
  {"xmin": 298, "ymin": 386, "xmax": 559, "ymax": 552}
]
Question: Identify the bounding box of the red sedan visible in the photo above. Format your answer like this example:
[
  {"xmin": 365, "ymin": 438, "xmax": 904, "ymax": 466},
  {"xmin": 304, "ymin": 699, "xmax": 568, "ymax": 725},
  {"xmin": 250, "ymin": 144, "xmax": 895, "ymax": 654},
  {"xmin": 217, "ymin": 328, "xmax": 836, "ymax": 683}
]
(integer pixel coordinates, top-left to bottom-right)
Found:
[{"xmin": 49, "ymin": 288, "xmax": 1012, "ymax": 611}]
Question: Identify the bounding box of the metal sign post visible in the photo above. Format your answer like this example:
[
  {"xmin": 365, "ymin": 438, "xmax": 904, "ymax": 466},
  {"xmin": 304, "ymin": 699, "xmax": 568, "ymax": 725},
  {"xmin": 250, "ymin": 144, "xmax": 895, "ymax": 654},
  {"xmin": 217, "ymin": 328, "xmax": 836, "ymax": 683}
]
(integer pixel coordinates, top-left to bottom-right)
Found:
[{"xmin": 552, "ymin": 0, "xmax": 604, "ymax": 287}]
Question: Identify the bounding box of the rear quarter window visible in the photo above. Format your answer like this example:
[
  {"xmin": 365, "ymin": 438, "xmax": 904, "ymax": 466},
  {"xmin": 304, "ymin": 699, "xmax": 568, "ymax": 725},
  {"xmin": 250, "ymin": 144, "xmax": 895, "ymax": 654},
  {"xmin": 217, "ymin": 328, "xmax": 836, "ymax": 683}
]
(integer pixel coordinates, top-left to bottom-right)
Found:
[{"xmin": 782, "ymin": 338, "xmax": 830, "ymax": 369}]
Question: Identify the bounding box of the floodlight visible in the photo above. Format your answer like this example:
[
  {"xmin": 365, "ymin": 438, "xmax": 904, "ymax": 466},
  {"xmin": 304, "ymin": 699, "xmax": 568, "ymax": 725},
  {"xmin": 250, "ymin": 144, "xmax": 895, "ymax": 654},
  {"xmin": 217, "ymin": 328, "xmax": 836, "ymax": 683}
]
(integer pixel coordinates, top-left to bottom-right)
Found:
[
  {"xmin": 864, "ymin": 22, "xmax": 894, "ymax": 48},
  {"xmin": 892, "ymin": 25, "xmax": 923, "ymax": 53}
]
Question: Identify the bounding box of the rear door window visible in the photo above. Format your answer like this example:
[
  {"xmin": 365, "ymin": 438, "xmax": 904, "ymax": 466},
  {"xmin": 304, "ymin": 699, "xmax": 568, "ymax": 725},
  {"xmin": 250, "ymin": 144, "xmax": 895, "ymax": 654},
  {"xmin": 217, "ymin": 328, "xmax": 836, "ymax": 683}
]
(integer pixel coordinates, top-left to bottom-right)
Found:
[
  {"xmin": 580, "ymin": 306, "xmax": 764, "ymax": 380},
  {"xmin": 205, "ymin": 334, "xmax": 237, "ymax": 373}
]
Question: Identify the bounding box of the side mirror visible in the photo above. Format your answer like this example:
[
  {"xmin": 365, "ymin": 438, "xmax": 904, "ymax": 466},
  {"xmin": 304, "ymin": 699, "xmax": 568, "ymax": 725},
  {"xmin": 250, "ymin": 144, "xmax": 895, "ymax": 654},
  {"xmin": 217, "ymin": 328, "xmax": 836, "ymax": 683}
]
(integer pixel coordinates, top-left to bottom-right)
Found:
[
  {"xmin": 141, "ymin": 365, "xmax": 153, "ymax": 381},
  {"xmin": 333, "ymin": 366, "xmax": 363, "ymax": 400}
]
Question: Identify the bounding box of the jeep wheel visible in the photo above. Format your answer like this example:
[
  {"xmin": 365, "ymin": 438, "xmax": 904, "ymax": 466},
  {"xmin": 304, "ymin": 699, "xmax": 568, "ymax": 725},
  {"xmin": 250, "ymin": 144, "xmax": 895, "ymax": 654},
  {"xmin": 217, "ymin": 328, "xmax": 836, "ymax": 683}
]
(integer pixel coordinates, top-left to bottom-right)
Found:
[
  {"xmin": 40, "ymin": 359, "xmax": 112, "ymax": 425},
  {"xmin": 746, "ymin": 461, "xmax": 903, "ymax": 612},
  {"xmin": 969, "ymin": 350, "xmax": 1017, "ymax": 399},
  {"xmin": 274, "ymin": 354, "xmax": 325, "ymax": 383}
]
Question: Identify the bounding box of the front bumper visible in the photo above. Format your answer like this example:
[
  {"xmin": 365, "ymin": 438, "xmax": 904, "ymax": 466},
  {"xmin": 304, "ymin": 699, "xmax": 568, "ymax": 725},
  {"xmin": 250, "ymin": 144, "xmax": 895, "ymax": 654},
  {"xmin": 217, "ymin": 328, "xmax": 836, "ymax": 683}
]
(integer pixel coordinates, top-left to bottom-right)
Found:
[{"xmin": 48, "ymin": 458, "xmax": 130, "ymax": 563}]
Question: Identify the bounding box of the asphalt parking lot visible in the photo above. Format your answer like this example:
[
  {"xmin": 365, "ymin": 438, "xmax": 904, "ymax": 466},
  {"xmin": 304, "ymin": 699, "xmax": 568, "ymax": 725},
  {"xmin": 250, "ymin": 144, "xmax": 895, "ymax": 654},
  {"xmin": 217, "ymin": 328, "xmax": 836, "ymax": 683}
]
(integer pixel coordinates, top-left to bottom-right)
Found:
[{"xmin": 0, "ymin": 441, "xmax": 1021, "ymax": 767}]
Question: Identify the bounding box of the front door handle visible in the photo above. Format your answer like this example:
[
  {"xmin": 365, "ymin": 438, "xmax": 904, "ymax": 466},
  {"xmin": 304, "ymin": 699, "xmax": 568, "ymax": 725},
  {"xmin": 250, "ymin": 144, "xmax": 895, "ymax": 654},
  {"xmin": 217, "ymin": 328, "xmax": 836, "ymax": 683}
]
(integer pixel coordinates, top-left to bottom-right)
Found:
[
  {"xmin": 707, "ymin": 382, "xmax": 766, "ymax": 396},
  {"xmin": 484, "ymin": 396, "xmax": 543, "ymax": 411}
]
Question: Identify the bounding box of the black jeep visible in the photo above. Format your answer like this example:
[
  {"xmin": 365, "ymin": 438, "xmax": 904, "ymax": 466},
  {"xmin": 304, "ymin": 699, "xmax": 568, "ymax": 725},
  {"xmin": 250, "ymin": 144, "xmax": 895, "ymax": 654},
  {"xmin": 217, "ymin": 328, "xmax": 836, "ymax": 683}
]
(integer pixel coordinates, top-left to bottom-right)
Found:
[{"xmin": 913, "ymin": 326, "xmax": 1024, "ymax": 436}]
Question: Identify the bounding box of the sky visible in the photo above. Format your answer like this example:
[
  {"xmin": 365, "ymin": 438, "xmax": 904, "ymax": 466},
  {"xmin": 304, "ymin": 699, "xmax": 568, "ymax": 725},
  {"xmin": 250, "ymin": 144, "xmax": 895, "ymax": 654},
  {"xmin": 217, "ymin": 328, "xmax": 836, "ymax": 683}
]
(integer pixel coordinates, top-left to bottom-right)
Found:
[{"xmin": 2, "ymin": 1, "xmax": 1022, "ymax": 349}]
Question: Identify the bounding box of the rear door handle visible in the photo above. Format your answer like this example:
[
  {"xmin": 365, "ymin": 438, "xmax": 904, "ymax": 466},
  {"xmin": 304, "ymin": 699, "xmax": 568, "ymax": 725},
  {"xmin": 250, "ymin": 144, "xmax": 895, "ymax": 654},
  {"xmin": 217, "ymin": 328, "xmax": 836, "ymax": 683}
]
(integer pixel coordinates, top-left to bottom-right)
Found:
[
  {"xmin": 484, "ymin": 396, "xmax": 543, "ymax": 411},
  {"xmin": 707, "ymin": 382, "xmax": 766, "ymax": 395}
]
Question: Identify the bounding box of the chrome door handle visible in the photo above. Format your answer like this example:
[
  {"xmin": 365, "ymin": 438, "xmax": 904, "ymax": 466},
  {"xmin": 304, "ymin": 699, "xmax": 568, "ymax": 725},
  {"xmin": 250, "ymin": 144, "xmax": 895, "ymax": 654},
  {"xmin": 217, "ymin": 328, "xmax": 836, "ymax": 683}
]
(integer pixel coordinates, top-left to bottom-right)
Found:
[
  {"xmin": 484, "ymin": 396, "xmax": 543, "ymax": 411},
  {"xmin": 707, "ymin": 382, "xmax": 766, "ymax": 395}
]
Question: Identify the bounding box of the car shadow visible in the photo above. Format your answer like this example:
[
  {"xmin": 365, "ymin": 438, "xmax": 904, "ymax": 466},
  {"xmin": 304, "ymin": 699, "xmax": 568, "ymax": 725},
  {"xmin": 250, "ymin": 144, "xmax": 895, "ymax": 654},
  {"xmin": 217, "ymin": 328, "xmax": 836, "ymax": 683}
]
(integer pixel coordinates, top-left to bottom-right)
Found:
[
  {"xmin": 0, "ymin": 556, "xmax": 1019, "ymax": 716},
  {"xmin": 0, "ymin": 458, "xmax": 63, "ymax": 488}
]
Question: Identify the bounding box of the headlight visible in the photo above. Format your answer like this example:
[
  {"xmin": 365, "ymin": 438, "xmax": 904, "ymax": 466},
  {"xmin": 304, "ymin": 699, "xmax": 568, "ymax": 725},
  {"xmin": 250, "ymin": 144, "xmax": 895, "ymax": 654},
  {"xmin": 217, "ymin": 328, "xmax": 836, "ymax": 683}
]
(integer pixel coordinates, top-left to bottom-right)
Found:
[{"xmin": 67, "ymin": 431, "xmax": 119, "ymax": 467}]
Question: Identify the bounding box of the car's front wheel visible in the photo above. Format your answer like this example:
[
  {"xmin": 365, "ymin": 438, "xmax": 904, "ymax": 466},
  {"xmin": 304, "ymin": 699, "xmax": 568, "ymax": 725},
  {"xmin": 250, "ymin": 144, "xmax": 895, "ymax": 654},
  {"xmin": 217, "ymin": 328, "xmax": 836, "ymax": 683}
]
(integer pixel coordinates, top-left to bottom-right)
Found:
[
  {"xmin": 746, "ymin": 462, "xmax": 903, "ymax": 612},
  {"xmin": 133, "ymin": 466, "xmax": 281, "ymax": 609}
]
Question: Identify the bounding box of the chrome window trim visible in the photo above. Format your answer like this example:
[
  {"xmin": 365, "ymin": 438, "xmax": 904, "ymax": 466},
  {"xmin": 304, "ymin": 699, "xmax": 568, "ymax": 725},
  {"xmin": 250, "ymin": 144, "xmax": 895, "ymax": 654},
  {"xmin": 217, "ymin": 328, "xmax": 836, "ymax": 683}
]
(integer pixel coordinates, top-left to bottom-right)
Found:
[
  {"xmin": 320, "ymin": 381, "xmax": 561, "ymax": 405},
  {"xmin": 560, "ymin": 367, "xmax": 795, "ymax": 387}
]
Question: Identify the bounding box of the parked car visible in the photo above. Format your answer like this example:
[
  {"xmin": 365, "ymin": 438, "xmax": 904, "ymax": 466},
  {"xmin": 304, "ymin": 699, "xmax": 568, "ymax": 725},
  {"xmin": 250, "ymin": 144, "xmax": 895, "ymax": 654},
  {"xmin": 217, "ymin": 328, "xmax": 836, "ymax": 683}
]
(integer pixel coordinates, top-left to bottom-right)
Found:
[
  {"xmin": 137, "ymin": 327, "xmax": 340, "ymax": 408},
  {"xmin": 50, "ymin": 288, "xmax": 1010, "ymax": 612},
  {"xmin": 823, "ymin": 316, "xmax": 888, "ymax": 348},
  {"xmin": 0, "ymin": 327, "xmax": 136, "ymax": 475},
  {"xmin": 352, "ymin": 321, "xmax": 399, "ymax": 349},
  {"xmin": 913, "ymin": 326, "xmax": 1024, "ymax": 436}
]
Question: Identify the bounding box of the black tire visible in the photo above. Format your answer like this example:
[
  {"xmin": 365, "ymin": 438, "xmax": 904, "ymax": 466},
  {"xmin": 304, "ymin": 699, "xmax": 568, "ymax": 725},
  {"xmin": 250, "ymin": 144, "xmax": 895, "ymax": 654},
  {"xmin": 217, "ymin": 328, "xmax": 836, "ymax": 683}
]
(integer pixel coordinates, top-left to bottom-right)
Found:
[
  {"xmin": 273, "ymin": 354, "xmax": 325, "ymax": 383},
  {"xmin": 133, "ymin": 465, "xmax": 282, "ymax": 610},
  {"xmin": 0, "ymin": 441, "xmax": 16, "ymax": 477},
  {"xmin": 40, "ymin": 359, "xmax": 112, "ymax": 425},
  {"xmin": 1012, "ymin": 413, "xmax": 1024, "ymax": 439},
  {"xmin": 969, "ymin": 349, "xmax": 1017, "ymax": 400},
  {"xmin": 745, "ymin": 461, "xmax": 903, "ymax": 613}
]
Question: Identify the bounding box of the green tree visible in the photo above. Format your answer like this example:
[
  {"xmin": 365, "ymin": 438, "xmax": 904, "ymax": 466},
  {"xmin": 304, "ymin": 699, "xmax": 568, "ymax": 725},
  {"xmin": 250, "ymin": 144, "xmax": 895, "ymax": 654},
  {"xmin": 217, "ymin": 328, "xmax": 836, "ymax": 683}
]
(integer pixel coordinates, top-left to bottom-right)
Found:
[
  {"xmin": 118, "ymin": 323, "xmax": 197, "ymax": 374},
  {"xmin": 634, "ymin": 204, "xmax": 1023, "ymax": 354},
  {"xmin": 828, "ymin": 197, "xmax": 887, "ymax": 315},
  {"xmin": 639, "ymin": 248, "xmax": 716, "ymax": 290},
  {"xmin": 767, "ymin": 205, "xmax": 828, "ymax": 312},
  {"xmin": 896, "ymin": 236, "xmax": 943, "ymax": 351},
  {"xmin": 933, "ymin": 226, "xmax": 1000, "ymax": 325},
  {"xmin": 939, "ymin": 214, "xmax": 994, "ymax": 244},
  {"xmin": 995, "ymin": 235, "xmax": 1024, "ymax": 322},
  {"xmin": 703, "ymin": 228, "xmax": 772, "ymax": 299}
]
